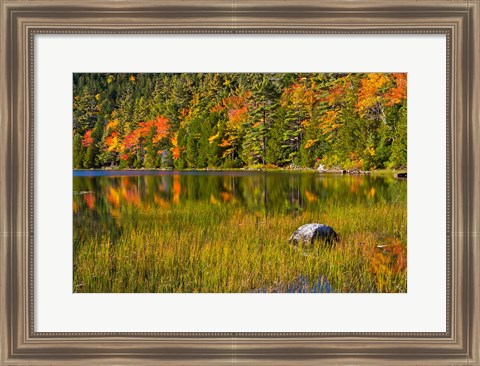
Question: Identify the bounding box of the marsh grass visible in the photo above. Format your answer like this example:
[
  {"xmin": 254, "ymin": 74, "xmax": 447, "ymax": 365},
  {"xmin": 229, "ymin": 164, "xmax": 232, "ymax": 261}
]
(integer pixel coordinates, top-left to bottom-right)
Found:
[{"xmin": 74, "ymin": 199, "xmax": 406, "ymax": 293}]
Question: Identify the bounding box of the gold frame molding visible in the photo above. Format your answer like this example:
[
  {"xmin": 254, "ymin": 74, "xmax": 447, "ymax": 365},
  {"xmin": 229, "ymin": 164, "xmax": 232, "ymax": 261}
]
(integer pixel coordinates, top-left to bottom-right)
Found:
[{"xmin": 0, "ymin": 1, "xmax": 479, "ymax": 365}]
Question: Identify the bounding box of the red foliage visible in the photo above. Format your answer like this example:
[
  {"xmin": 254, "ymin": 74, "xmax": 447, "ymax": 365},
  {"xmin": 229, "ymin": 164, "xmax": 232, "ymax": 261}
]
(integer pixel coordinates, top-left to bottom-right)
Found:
[
  {"xmin": 118, "ymin": 116, "xmax": 170, "ymax": 161},
  {"xmin": 227, "ymin": 105, "xmax": 248, "ymax": 124},
  {"xmin": 211, "ymin": 92, "xmax": 251, "ymax": 114},
  {"xmin": 384, "ymin": 73, "xmax": 407, "ymax": 106},
  {"xmin": 82, "ymin": 129, "xmax": 93, "ymax": 147},
  {"xmin": 152, "ymin": 116, "xmax": 169, "ymax": 143},
  {"xmin": 123, "ymin": 132, "xmax": 139, "ymax": 150},
  {"xmin": 324, "ymin": 84, "xmax": 345, "ymax": 106},
  {"xmin": 126, "ymin": 116, "xmax": 170, "ymax": 146},
  {"xmin": 171, "ymin": 146, "xmax": 180, "ymax": 160},
  {"xmin": 170, "ymin": 134, "xmax": 180, "ymax": 160}
]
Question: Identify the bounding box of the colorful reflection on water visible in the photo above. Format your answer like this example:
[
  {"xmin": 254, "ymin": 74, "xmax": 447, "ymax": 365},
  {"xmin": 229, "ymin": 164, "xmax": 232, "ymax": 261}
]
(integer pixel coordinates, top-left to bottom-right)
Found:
[
  {"xmin": 74, "ymin": 170, "xmax": 406, "ymax": 228},
  {"xmin": 74, "ymin": 170, "xmax": 405, "ymax": 212}
]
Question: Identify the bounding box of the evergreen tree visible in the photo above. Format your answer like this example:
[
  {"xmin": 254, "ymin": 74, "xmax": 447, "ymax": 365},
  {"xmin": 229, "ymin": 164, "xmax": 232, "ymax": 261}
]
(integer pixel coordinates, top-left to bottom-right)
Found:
[{"xmin": 72, "ymin": 73, "xmax": 407, "ymax": 171}]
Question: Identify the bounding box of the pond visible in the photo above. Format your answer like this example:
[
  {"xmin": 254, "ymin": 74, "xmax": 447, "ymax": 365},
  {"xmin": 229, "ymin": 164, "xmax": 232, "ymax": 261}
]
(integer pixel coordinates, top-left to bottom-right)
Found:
[{"xmin": 73, "ymin": 170, "xmax": 407, "ymax": 293}]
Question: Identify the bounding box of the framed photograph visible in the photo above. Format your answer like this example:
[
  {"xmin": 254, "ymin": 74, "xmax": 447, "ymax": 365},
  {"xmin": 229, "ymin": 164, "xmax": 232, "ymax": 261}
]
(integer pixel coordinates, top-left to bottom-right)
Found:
[{"xmin": 1, "ymin": 0, "xmax": 479, "ymax": 365}]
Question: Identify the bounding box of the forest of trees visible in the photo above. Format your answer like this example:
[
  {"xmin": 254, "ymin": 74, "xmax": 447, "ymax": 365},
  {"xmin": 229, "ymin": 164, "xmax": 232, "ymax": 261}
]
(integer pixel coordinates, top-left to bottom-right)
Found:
[{"xmin": 73, "ymin": 73, "xmax": 407, "ymax": 170}]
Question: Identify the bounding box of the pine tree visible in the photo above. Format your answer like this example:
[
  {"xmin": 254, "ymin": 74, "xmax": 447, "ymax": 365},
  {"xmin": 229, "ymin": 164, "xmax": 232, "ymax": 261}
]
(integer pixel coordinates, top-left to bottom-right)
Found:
[{"xmin": 72, "ymin": 73, "xmax": 407, "ymax": 171}]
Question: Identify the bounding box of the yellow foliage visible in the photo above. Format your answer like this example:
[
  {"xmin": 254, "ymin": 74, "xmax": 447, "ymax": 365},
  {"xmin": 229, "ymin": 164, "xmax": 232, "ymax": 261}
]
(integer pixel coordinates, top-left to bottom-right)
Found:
[
  {"xmin": 106, "ymin": 119, "xmax": 118, "ymax": 132},
  {"xmin": 95, "ymin": 93, "xmax": 101, "ymax": 101},
  {"xmin": 356, "ymin": 73, "xmax": 390, "ymax": 114},
  {"xmin": 208, "ymin": 132, "xmax": 220, "ymax": 144},
  {"xmin": 301, "ymin": 120, "xmax": 310, "ymax": 128},
  {"xmin": 107, "ymin": 135, "xmax": 119, "ymax": 152},
  {"xmin": 304, "ymin": 139, "xmax": 317, "ymax": 149}
]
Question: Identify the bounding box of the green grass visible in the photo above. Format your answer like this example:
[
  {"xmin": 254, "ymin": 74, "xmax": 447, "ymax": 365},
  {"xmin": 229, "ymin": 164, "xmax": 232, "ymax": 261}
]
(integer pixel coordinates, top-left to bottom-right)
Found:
[{"xmin": 73, "ymin": 199, "xmax": 406, "ymax": 293}]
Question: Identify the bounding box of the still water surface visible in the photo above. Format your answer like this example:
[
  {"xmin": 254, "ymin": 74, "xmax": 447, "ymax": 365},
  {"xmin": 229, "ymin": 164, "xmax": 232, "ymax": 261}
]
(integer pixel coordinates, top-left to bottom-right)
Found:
[{"xmin": 73, "ymin": 170, "xmax": 405, "ymax": 217}]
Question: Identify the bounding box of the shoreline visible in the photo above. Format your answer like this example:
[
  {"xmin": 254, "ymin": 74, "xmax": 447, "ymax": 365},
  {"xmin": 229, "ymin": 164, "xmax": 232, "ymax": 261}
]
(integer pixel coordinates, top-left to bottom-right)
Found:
[{"xmin": 73, "ymin": 167, "xmax": 407, "ymax": 176}]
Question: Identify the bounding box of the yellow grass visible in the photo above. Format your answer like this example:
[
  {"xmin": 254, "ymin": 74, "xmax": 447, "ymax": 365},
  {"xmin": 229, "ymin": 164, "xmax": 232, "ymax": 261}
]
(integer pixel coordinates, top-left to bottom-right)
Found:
[{"xmin": 74, "ymin": 200, "xmax": 406, "ymax": 293}]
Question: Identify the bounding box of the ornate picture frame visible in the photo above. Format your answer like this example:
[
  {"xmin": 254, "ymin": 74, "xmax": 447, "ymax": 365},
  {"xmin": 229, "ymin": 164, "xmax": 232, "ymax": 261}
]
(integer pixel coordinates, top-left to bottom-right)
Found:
[{"xmin": 1, "ymin": 1, "xmax": 478, "ymax": 364}]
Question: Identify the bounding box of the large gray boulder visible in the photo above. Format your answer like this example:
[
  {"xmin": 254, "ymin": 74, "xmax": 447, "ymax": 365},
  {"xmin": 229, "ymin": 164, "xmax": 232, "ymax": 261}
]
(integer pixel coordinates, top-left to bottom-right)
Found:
[{"xmin": 289, "ymin": 223, "xmax": 339, "ymax": 246}]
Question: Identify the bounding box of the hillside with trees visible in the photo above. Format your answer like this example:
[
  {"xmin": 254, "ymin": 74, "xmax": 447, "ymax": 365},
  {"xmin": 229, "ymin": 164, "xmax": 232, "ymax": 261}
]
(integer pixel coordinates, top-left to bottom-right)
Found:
[{"xmin": 73, "ymin": 73, "xmax": 407, "ymax": 170}]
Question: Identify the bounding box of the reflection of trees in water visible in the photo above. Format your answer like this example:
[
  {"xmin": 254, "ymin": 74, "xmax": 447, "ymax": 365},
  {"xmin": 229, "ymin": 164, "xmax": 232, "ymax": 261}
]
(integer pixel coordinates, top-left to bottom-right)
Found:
[
  {"xmin": 73, "ymin": 172, "xmax": 406, "ymax": 223},
  {"xmin": 73, "ymin": 192, "xmax": 123, "ymax": 251}
]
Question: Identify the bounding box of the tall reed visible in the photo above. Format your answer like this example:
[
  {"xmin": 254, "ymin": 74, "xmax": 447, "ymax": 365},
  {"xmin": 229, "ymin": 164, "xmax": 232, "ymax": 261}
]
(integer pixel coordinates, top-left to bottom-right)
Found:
[{"xmin": 74, "ymin": 200, "xmax": 406, "ymax": 293}]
